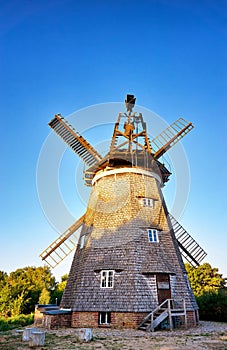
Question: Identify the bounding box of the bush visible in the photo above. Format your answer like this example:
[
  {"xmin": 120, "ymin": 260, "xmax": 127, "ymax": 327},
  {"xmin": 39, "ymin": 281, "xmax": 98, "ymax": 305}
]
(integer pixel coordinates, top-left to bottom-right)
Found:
[
  {"xmin": 197, "ymin": 289, "xmax": 227, "ymax": 322},
  {"xmin": 0, "ymin": 313, "xmax": 34, "ymax": 331}
]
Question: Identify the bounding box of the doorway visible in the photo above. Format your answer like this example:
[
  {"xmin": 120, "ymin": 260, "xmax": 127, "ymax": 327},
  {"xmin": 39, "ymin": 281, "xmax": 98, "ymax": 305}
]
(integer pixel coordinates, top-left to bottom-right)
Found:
[{"xmin": 156, "ymin": 274, "xmax": 171, "ymax": 304}]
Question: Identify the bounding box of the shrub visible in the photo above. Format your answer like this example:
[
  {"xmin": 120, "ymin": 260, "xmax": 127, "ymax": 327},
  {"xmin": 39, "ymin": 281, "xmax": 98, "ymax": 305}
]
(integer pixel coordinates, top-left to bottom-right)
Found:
[
  {"xmin": 197, "ymin": 289, "xmax": 227, "ymax": 322},
  {"xmin": 0, "ymin": 313, "xmax": 34, "ymax": 331}
]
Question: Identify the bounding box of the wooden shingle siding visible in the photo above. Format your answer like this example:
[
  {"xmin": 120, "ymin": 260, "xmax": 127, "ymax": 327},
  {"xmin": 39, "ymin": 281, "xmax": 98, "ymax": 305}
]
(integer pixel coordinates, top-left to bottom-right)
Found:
[{"xmin": 60, "ymin": 168, "xmax": 198, "ymax": 327}]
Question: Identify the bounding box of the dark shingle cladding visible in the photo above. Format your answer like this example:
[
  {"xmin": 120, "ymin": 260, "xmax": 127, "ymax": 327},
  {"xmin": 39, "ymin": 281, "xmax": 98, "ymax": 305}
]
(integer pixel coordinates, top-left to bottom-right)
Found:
[{"xmin": 61, "ymin": 169, "xmax": 198, "ymax": 313}]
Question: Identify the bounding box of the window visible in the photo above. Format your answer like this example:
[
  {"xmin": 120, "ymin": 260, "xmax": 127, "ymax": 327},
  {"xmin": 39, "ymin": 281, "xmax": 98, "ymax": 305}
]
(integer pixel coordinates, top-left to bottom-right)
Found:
[
  {"xmin": 99, "ymin": 312, "xmax": 111, "ymax": 325},
  {"xmin": 100, "ymin": 270, "xmax": 114, "ymax": 288},
  {"xmin": 142, "ymin": 198, "xmax": 154, "ymax": 208},
  {"xmin": 147, "ymin": 229, "xmax": 159, "ymax": 243},
  {"xmin": 80, "ymin": 235, "xmax": 85, "ymax": 249}
]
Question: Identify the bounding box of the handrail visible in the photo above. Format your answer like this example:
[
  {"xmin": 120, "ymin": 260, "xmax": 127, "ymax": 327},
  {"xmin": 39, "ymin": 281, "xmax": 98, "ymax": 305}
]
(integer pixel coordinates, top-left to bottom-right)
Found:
[
  {"xmin": 139, "ymin": 298, "xmax": 186, "ymax": 331},
  {"xmin": 139, "ymin": 299, "xmax": 170, "ymax": 327}
]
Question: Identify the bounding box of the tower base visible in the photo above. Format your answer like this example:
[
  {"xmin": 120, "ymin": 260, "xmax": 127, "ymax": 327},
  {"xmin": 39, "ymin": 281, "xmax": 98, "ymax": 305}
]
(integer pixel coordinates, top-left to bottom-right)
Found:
[
  {"xmin": 72, "ymin": 311, "xmax": 148, "ymax": 328},
  {"xmin": 41, "ymin": 310, "xmax": 199, "ymax": 329}
]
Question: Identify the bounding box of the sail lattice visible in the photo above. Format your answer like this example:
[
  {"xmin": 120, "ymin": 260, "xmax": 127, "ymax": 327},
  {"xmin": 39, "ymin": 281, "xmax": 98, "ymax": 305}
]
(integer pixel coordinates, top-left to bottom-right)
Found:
[
  {"xmin": 40, "ymin": 214, "xmax": 85, "ymax": 268},
  {"xmin": 49, "ymin": 114, "xmax": 102, "ymax": 166},
  {"xmin": 169, "ymin": 214, "xmax": 207, "ymax": 267},
  {"xmin": 150, "ymin": 118, "xmax": 194, "ymax": 159}
]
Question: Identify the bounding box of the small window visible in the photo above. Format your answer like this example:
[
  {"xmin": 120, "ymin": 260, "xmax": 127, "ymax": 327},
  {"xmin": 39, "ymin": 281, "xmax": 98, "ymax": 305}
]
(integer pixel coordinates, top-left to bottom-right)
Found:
[
  {"xmin": 147, "ymin": 229, "xmax": 159, "ymax": 243},
  {"xmin": 100, "ymin": 270, "xmax": 114, "ymax": 288},
  {"xmin": 142, "ymin": 198, "xmax": 154, "ymax": 208},
  {"xmin": 80, "ymin": 235, "xmax": 85, "ymax": 249},
  {"xmin": 99, "ymin": 312, "xmax": 111, "ymax": 325}
]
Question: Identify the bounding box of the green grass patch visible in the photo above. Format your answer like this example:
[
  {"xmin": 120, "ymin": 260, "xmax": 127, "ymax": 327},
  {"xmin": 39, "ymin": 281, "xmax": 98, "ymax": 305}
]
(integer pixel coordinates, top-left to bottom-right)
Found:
[{"xmin": 0, "ymin": 314, "xmax": 34, "ymax": 331}]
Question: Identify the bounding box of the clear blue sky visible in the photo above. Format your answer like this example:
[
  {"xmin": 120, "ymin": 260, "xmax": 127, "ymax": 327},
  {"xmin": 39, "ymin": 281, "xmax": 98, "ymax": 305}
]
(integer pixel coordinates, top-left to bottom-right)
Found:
[{"xmin": 0, "ymin": 0, "xmax": 226, "ymax": 281}]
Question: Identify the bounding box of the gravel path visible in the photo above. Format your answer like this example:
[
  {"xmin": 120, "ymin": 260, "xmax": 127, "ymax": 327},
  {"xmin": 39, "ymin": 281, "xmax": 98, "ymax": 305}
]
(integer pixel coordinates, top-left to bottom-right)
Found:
[
  {"xmin": 1, "ymin": 321, "xmax": 226, "ymax": 350},
  {"xmin": 52, "ymin": 321, "xmax": 227, "ymax": 350}
]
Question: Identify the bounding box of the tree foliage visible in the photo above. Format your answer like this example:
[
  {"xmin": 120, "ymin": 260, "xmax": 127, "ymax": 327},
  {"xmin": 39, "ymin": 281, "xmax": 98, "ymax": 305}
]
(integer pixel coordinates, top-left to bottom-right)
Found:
[
  {"xmin": 185, "ymin": 262, "xmax": 226, "ymax": 297},
  {"xmin": 38, "ymin": 288, "xmax": 51, "ymax": 305},
  {"xmin": 185, "ymin": 262, "xmax": 227, "ymax": 321},
  {"xmin": 50, "ymin": 274, "xmax": 68, "ymax": 305},
  {"xmin": 0, "ymin": 266, "xmax": 56, "ymax": 316},
  {"xmin": 196, "ymin": 289, "xmax": 227, "ymax": 322}
]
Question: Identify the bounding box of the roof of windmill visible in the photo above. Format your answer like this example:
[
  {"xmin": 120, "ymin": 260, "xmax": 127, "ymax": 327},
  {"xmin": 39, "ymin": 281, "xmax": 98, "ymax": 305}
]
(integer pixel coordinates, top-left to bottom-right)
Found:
[{"xmin": 84, "ymin": 150, "xmax": 171, "ymax": 186}]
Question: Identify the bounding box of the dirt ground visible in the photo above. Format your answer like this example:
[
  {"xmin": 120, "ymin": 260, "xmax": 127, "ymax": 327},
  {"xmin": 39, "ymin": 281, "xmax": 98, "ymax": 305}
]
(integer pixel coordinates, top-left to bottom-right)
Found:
[{"xmin": 0, "ymin": 321, "xmax": 227, "ymax": 350}]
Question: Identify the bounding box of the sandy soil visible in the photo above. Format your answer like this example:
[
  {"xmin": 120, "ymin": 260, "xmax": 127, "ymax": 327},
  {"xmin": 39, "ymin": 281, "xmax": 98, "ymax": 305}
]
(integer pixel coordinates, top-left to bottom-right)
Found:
[{"xmin": 0, "ymin": 321, "xmax": 226, "ymax": 349}]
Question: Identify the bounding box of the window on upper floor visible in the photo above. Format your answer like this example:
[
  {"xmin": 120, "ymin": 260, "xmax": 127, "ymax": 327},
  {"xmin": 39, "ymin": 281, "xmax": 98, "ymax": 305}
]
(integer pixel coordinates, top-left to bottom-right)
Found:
[
  {"xmin": 143, "ymin": 198, "xmax": 154, "ymax": 207},
  {"xmin": 138, "ymin": 197, "xmax": 155, "ymax": 208},
  {"xmin": 80, "ymin": 235, "xmax": 86, "ymax": 249},
  {"xmin": 100, "ymin": 270, "xmax": 114, "ymax": 288},
  {"xmin": 147, "ymin": 229, "xmax": 159, "ymax": 243}
]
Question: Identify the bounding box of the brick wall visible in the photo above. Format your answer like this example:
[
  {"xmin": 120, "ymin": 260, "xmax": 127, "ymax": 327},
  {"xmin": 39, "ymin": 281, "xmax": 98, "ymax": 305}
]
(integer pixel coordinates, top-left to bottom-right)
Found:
[
  {"xmin": 72, "ymin": 311, "xmax": 148, "ymax": 328},
  {"xmin": 42, "ymin": 310, "xmax": 198, "ymax": 329},
  {"xmin": 42, "ymin": 313, "xmax": 72, "ymax": 329},
  {"xmin": 111, "ymin": 312, "xmax": 148, "ymax": 328},
  {"xmin": 186, "ymin": 310, "xmax": 199, "ymax": 327},
  {"xmin": 72, "ymin": 312, "xmax": 99, "ymax": 328}
]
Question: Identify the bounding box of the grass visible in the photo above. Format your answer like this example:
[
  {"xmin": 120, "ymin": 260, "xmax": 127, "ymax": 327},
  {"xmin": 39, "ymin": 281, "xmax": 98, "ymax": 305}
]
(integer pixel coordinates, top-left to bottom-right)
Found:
[{"xmin": 0, "ymin": 314, "xmax": 34, "ymax": 331}]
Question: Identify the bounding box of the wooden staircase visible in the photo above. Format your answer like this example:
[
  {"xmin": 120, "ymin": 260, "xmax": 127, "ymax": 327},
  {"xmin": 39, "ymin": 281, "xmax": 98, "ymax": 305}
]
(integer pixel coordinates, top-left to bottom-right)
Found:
[{"xmin": 138, "ymin": 299, "xmax": 187, "ymax": 332}]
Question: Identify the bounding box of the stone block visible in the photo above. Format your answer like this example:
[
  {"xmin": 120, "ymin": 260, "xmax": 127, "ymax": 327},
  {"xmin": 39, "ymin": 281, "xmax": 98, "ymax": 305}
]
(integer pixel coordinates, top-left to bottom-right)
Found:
[
  {"xmin": 29, "ymin": 331, "xmax": 45, "ymax": 347},
  {"xmin": 22, "ymin": 328, "xmax": 37, "ymax": 342},
  {"xmin": 76, "ymin": 328, "xmax": 92, "ymax": 342}
]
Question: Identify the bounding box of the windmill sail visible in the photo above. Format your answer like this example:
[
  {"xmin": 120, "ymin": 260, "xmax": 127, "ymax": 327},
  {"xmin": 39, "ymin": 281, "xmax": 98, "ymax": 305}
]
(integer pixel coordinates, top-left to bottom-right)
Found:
[
  {"xmin": 49, "ymin": 114, "xmax": 103, "ymax": 166},
  {"xmin": 169, "ymin": 214, "xmax": 207, "ymax": 267},
  {"xmin": 150, "ymin": 118, "xmax": 194, "ymax": 159},
  {"xmin": 40, "ymin": 214, "xmax": 85, "ymax": 268}
]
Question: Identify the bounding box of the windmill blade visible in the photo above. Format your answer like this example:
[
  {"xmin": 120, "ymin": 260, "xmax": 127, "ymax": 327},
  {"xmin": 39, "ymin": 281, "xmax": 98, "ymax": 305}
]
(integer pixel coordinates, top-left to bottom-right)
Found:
[
  {"xmin": 49, "ymin": 114, "xmax": 103, "ymax": 166},
  {"xmin": 40, "ymin": 214, "xmax": 85, "ymax": 268},
  {"xmin": 150, "ymin": 118, "xmax": 194, "ymax": 160},
  {"xmin": 169, "ymin": 214, "xmax": 207, "ymax": 267}
]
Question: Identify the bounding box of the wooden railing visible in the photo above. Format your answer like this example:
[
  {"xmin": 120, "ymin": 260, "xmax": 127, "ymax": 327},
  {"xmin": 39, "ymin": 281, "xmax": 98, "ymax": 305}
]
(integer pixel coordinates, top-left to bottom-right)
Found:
[{"xmin": 138, "ymin": 299, "xmax": 187, "ymax": 332}]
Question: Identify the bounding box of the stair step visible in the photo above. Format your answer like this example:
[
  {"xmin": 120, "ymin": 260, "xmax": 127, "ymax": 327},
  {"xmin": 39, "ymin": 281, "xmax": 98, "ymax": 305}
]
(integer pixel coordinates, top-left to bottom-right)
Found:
[{"xmin": 138, "ymin": 299, "xmax": 187, "ymax": 332}]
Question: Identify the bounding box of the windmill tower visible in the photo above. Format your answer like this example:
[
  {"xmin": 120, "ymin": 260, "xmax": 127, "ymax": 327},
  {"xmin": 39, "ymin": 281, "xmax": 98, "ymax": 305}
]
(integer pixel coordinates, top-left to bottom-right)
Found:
[{"xmin": 40, "ymin": 95, "xmax": 207, "ymax": 330}]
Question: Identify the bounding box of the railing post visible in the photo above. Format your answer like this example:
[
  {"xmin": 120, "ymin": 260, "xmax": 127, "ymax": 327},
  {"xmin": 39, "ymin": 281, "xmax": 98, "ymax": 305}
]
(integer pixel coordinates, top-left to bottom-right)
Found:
[
  {"xmin": 151, "ymin": 312, "xmax": 154, "ymax": 332},
  {"xmin": 168, "ymin": 299, "xmax": 173, "ymax": 331},
  {"xmin": 183, "ymin": 299, "xmax": 187, "ymax": 328}
]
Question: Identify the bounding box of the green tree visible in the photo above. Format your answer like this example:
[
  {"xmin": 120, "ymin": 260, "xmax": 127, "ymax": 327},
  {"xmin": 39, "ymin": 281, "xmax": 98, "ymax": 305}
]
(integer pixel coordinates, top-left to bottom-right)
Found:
[
  {"xmin": 38, "ymin": 288, "xmax": 51, "ymax": 304},
  {"xmin": 51, "ymin": 274, "xmax": 68, "ymax": 305},
  {"xmin": 11, "ymin": 290, "xmax": 26, "ymax": 317},
  {"xmin": 0, "ymin": 266, "xmax": 56, "ymax": 316},
  {"xmin": 0, "ymin": 271, "xmax": 8, "ymax": 288},
  {"xmin": 196, "ymin": 289, "xmax": 227, "ymax": 322},
  {"xmin": 185, "ymin": 262, "xmax": 227, "ymax": 322},
  {"xmin": 0, "ymin": 283, "xmax": 14, "ymax": 317},
  {"xmin": 185, "ymin": 262, "xmax": 226, "ymax": 297}
]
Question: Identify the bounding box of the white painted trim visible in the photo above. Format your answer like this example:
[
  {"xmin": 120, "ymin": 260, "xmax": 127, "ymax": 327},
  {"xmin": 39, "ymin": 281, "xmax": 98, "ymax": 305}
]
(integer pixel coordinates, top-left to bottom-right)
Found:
[{"xmin": 92, "ymin": 167, "xmax": 162, "ymax": 185}]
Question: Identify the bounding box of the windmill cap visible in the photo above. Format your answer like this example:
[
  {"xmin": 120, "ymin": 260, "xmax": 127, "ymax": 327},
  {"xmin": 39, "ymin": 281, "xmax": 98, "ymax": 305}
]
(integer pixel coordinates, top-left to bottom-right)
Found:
[{"xmin": 125, "ymin": 94, "xmax": 136, "ymax": 111}]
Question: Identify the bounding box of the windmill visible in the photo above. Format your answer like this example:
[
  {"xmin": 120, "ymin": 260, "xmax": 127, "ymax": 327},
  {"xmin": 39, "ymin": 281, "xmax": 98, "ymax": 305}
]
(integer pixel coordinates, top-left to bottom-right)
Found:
[{"xmin": 40, "ymin": 95, "xmax": 206, "ymax": 330}]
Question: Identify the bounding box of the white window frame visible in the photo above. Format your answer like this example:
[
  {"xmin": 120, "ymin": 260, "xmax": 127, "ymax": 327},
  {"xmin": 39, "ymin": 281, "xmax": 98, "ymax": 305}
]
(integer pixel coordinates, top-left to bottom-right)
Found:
[
  {"xmin": 100, "ymin": 270, "xmax": 114, "ymax": 288},
  {"xmin": 142, "ymin": 198, "xmax": 154, "ymax": 208},
  {"xmin": 80, "ymin": 235, "xmax": 85, "ymax": 249},
  {"xmin": 99, "ymin": 312, "xmax": 111, "ymax": 324},
  {"xmin": 147, "ymin": 229, "xmax": 159, "ymax": 243}
]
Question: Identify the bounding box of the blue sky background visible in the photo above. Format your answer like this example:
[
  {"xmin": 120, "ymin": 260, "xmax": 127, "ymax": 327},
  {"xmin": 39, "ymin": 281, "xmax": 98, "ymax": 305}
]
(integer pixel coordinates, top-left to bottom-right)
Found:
[{"xmin": 0, "ymin": 0, "xmax": 226, "ymax": 281}]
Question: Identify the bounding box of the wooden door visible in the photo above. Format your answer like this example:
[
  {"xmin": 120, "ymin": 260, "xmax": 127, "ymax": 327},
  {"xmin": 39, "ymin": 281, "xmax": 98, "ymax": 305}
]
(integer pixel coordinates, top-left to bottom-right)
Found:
[{"xmin": 156, "ymin": 274, "xmax": 171, "ymax": 304}]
